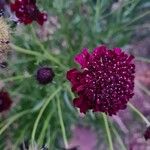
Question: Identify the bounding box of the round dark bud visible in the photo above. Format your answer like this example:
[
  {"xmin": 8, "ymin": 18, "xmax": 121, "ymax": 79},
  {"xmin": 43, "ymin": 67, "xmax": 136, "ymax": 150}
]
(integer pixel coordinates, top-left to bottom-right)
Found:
[{"xmin": 36, "ymin": 67, "xmax": 55, "ymax": 85}]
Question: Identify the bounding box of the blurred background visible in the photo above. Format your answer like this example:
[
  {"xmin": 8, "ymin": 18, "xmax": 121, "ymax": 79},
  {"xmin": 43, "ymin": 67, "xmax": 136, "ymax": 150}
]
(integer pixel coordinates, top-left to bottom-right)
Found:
[{"xmin": 0, "ymin": 0, "xmax": 150, "ymax": 149}]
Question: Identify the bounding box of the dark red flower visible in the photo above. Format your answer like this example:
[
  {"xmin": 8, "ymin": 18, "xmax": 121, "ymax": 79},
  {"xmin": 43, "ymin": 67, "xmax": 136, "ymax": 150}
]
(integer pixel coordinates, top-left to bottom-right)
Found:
[
  {"xmin": 10, "ymin": 0, "xmax": 47, "ymax": 25},
  {"xmin": 144, "ymin": 126, "xmax": 150, "ymax": 140},
  {"xmin": 36, "ymin": 67, "xmax": 55, "ymax": 85},
  {"xmin": 0, "ymin": 90, "xmax": 12, "ymax": 112},
  {"xmin": 67, "ymin": 45, "xmax": 135, "ymax": 115}
]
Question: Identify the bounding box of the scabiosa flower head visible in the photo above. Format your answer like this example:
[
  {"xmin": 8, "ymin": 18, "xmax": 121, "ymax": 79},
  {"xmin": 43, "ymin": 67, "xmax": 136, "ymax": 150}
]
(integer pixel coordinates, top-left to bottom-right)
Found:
[
  {"xmin": 67, "ymin": 45, "xmax": 135, "ymax": 115},
  {"xmin": 10, "ymin": 0, "xmax": 47, "ymax": 25},
  {"xmin": 0, "ymin": 90, "xmax": 12, "ymax": 112},
  {"xmin": 144, "ymin": 126, "xmax": 150, "ymax": 140},
  {"xmin": 0, "ymin": 17, "xmax": 10, "ymax": 63},
  {"xmin": 36, "ymin": 67, "xmax": 55, "ymax": 85}
]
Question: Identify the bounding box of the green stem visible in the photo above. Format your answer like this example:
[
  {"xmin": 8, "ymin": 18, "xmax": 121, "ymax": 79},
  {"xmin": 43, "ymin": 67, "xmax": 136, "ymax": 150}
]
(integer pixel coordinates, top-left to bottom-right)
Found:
[
  {"xmin": 94, "ymin": 0, "xmax": 100, "ymax": 31},
  {"xmin": 102, "ymin": 113, "xmax": 114, "ymax": 150},
  {"xmin": 9, "ymin": 58, "xmax": 35, "ymax": 65},
  {"xmin": 0, "ymin": 109, "xmax": 32, "ymax": 135},
  {"xmin": 136, "ymin": 81, "xmax": 150, "ymax": 97},
  {"xmin": 115, "ymin": 10, "xmax": 150, "ymax": 34},
  {"xmin": 30, "ymin": 25, "xmax": 47, "ymax": 55},
  {"xmin": 47, "ymin": 127, "xmax": 51, "ymax": 148},
  {"xmin": 1, "ymin": 74, "xmax": 32, "ymax": 82},
  {"xmin": 31, "ymin": 25, "xmax": 68, "ymax": 70},
  {"xmin": 100, "ymin": 0, "xmax": 135, "ymax": 20},
  {"xmin": 12, "ymin": 125, "xmax": 29, "ymax": 150},
  {"xmin": 125, "ymin": 10, "xmax": 150, "ymax": 26},
  {"xmin": 128, "ymin": 102, "xmax": 150, "ymax": 126},
  {"xmin": 31, "ymin": 87, "xmax": 62, "ymax": 145},
  {"xmin": 37, "ymin": 109, "xmax": 54, "ymax": 146},
  {"xmin": 10, "ymin": 43, "xmax": 42, "ymax": 57},
  {"xmin": 57, "ymin": 95, "xmax": 68, "ymax": 149},
  {"xmin": 11, "ymin": 43, "xmax": 67, "ymax": 70},
  {"xmin": 45, "ymin": 53, "xmax": 68, "ymax": 70},
  {"xmin": 110, "ymin": 123, "xmax": 126, "ymax": 150}
]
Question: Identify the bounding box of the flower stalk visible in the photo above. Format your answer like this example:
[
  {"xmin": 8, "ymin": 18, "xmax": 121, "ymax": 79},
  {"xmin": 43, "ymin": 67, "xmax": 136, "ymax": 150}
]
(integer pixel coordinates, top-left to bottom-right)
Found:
[
  {"xmin": 57, "ymin": 95, "xmax": 68, "ymax": 149},
  {"xmin": 102, "ymin": 113, "xmax": 114, "ymax": 150},
  {"xmin": 31, "ymin": 87, "xmax": 62, "ymax": 145},
  {"xmin": 128, "ymin": 102, "xmax": 150, "ymax": 127}
]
